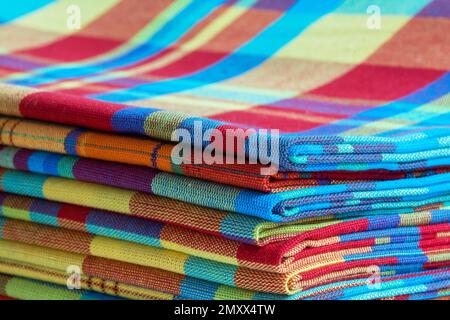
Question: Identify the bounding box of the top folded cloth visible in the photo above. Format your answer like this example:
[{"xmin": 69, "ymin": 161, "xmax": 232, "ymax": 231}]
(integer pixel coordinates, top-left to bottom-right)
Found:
[{"xmin": 0, "ymin": 0, "xmax": 449, "ymax": 175}]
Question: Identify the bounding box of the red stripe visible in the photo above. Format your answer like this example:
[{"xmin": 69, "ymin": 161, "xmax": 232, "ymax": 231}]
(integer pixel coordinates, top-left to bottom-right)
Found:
[
  {"xmin": 310, "ymin": 64, "xmax": 445, "ymax": 101},
  {"xmin": 20, "ymin": 36, "xmax": 122, "ymax": 63},
  {"xmin": 57, "ymin": 204, "xmax": 90, "ymax": 227},
  {"xmin": 17, "ymin": 0, "xmax": 172, "ymax": 63},
  {"xmin": 19, "ymin": 91, "xmax": 126, "ymax": 131},
  {"xmin": 210, "ymin": 105, "xmax": 347, "ymax": 133},
  {"xmin": 236, "ymin": 219, "xmax": 372, "ymax": 266}
]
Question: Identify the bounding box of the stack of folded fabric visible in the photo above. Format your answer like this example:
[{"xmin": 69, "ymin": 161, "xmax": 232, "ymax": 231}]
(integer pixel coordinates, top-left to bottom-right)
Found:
[{"xmin": 0, "ymin": 0, "xmax": 449, "ymax": 300}]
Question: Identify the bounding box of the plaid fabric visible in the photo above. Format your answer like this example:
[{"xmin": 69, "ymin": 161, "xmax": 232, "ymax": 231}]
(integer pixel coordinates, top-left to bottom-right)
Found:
[
  {"xmin": 1, "ymin": 239, "xmax": 450, "ymax": 301},
  {"xmin": 0, "ymin": 263, "xmax": 178, "ymax": 301},
  {"xmin": 0, "ymin": 1, "xmax": 449, "ymax": 172},
  {"xmin": 1, "ymin": 191, "xmax": 450, "ymax": 273},
  {"xmin": 3, "ymin": 146, "xmax": 450, "ymax": 242},
  {"xmin": 1, "ymin": 117, "xmax": 450, "ymax": 193},
  {"xmin": 1, "ymin": 191, "xmax": 450, "ymax": 274},
  {"xmin": 382, "ymin": 291, "xmax": 450, "ymax": 300},
  {"xmin": 2, "ymin": 165, "xmax": 450, "ymax": 243},
  {"xmin": 0, "ymin": 273, "xmax": 116, "ymax": 300},
  {"xmin": 4, "ymin": 259, "xmax": 450, "ymax": 301},
  {"xmin": 3, "ymin": 122, "xmax": 446, "ymax": 193},
  {"xmin": 2, "ymin": 153, "xmax": 450, "ymax": 223},
  {"xmin": 1, "ymin": 0, "xmax": 449, "ymax": 300},
  {"xmin": 1, "ymin": 217, "xmax": 449, "ymax": 295}
]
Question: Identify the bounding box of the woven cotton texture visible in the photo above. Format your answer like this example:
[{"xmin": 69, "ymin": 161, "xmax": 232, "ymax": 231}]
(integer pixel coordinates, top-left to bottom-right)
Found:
[
  {"xmin": 3, "ymin": 147, "xmax": 450, "ymax": 243},
  {"xmin": 2, "ymin": 0, "xmax": 450, "ymax": 170},
  {"xmin": 0, "ymin": 1, "xmax": 449, "ymax": 172},
  {"xmin": 1, "ymin": 118, "xmax": 449, "ymax": 192},
  {"xmin": 1, "ymin": 192, "xmax": 450, "ymax": 274},
  {"xmin": 2, "ymin": 154, "xmax": 450, "ymax": 223},
  {"xmin": 0, "ymin": 273, "xmax": 117, "ymax": 300},
  {"xmin": 1, "ymin": 239, "xmax": 450, "ymax": 300},
  {"xmin": 0, "ymin": 0, "xmax": 449, "ymax": 300},
  {"xmin": 1, "ymin": 217, "xmax": 450, "ymax": 295}
]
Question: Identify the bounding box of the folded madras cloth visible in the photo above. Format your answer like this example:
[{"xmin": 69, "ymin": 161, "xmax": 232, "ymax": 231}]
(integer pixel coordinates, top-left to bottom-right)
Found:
[
  {"xmin": 2, "ymin": 147, "xmax": 450, "ymax": 240},
  {"xmin": 1, "ymin": 239, "xmax": 450, "ymax": 301},
  {"xmin": 2, "ymin": 155, "xmax": 450, "ymax": 223},
  {"xmin": 2, "ymin": 120, "xmax": 449, "ymax": 193},
  {"xmin": 6, "ymin": 171, "xmax": 450, "ymax": 251},
  {"xmin": 2, "ymin": 143, "xmax": 450, "ymax": 216},
  {"xmin": 0, "ymin": 0, "xmax": 449, "ymax": 175},
  {"xmin": 1, "ymin": 216, "xmax": 449, "ymax": 295},
  {"xmin": 1, "ymin": 192, "xmax": 450, "ymax": 274},
  {"xmin": 0, "ymin": 116, "xmax": 449, "ymax": 193},
  {"xmin": 0, "ymin": 273, "xmax": 118, "ymax": 300},
  {"xmin": 1, "ymin": 0, "xmax": 449, "ymax": 302}
]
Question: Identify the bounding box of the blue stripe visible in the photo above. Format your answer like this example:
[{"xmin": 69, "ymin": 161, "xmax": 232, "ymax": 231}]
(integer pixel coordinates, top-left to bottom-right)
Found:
[
  {"xmin": 9, "ymin": 0, "xmax": 225, "ymax": 86},
  {"xmin": 93, "ymin": 0, "xmax": 343, "ymax": 102},
  {"xmin": 64, "ymin": 129, "xmax": 86, "ymax": 155},
  {"xmin": 29, "ymin": 198, "xmax": 61, "ymax": 226},
  {"xmin": 0, "ymin": 0, "xmax": 54, "ymax": 24},
  {"xmin": 183, "ymin": 256, "xmax": 238, "ymax": 287},
  {"xmin": 1, "ymin": 171, "xmax": 45, "ymax": 198},
  {"xmin": 179, "ymin": 277, "xmax": 220, "ymax": 300},
  {"xmin": 111, "ymin": 107, "xmax": 160, "ymax": 134},
  {"xmin": 27, "ymin": 151, "xmax": 63, "ymax": 176}
]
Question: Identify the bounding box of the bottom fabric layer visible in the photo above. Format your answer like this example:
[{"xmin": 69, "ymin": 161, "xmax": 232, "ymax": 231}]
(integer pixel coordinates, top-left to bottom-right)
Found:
[
  {"xmin": 0, "ymin": 273, "xmax": 118, "ymax": 300},
  {"xmin": 1, "ymin": 215, "xmax": 449, "ymax": 296},
  {"xmin": 1, "ymin": 238, "xmax": 450, "ymax": 300},
  {"xmin": 1, "ymin": 268, "xmax": 449, "ymax": 301}
]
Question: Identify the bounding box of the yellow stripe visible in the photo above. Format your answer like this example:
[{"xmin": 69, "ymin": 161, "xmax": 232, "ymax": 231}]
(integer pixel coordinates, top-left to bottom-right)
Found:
[
  {"xmin": 5, "ymin": 0, "xmax": 190, "ymax": 82},
  {"xmin": 160, "ymin": 240, "xmax": 238, "ymax": 266},
  {"xmin": 90, "ymin": 236, "xmax": 189, "ymax": 274},
  {"xmin": 0, "ymin": 260, "xmax": 174, "ymax": 300},
  {"xmin": 0, "ymin": 1, "xmax": 119, "ymax": 53},
  {"xmin": 277, "ymin": 14, "xmax": 411, "ymax": 64},
  {"xmin": 42, "ymin": 177, "xmax": 135, "ymax": 214},
  {"xmin": 0, "ymin": 240, "xmax": 85, "ymax": 272},
  {"xmin": 14, "ymin": 0, "xmax": 119, "ymax": 35},
  {"xmin": 50, "ymin": 0, "xmax": 255, "ymax": 90}
]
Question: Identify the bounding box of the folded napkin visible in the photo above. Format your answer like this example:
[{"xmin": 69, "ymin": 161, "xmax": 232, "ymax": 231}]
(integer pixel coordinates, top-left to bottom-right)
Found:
[
  {"xmin": 3, "ymin": 147, "xmax": 450, "ymax": 243},
  {"xmin": 1, "ymin": 0, "xmax": 449, "ymax": 301},
  {"xmin": 1, "ymin": 240, "xmax": 449, "ymax": 300},
  {"xmin": 2, "ymin": 162, "xmax": 450, "ymax": 222},
  {"xmin": 1, "ymin": 217, "xmax": 449, "ymax": 295},
  {"xmin": 1, "ymin": 192, "xmax": 449, "ymax": 274},
  {"xmin": 0, "ymin": 1, "xmax": 449, "ymax": 174},
  {"xmin": 1, "ymin": 116, "xmax": 449, "ymax": 193}
]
